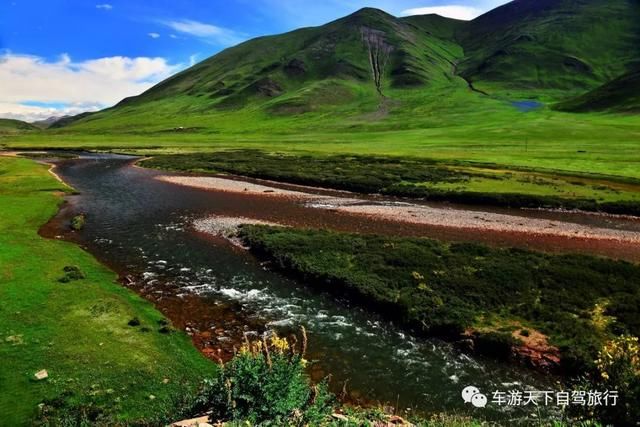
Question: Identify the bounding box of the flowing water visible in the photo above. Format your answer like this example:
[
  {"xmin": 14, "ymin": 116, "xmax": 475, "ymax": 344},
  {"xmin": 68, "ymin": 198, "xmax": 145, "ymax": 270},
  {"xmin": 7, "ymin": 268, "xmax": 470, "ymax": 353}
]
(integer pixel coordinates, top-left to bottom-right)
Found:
[{"xmin": 45, "ymin": 152, "xmax": 640, "ymax": 422}]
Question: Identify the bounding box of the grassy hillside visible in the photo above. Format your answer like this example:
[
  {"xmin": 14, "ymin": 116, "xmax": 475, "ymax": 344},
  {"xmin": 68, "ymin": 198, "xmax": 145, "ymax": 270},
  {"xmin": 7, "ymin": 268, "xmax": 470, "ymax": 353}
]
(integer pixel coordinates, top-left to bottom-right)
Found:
[
  {"xmin": 118, "ymin": 8, "xmax": 464, "ymax": 103},
  {"xmin": 556, "ymin": 68, "xmax": 640, "ymax": 112},
  {"xmin": 0, "ymin": 119, "xmax": 39, "ymax": 135},
  {"xmin": 36, "ymin": 0, "xmax": 640, "ymax": 136},
  {"xmin": 457, "ymin": 0, "xmax": 640, "ymax": 97},
  {"xmin": 54, "ymin": 7, "xmax": 469, "ymax": 135},
  {"xmin": 0, "ymin": 157, "xmax": 215, "ymax": 424}
]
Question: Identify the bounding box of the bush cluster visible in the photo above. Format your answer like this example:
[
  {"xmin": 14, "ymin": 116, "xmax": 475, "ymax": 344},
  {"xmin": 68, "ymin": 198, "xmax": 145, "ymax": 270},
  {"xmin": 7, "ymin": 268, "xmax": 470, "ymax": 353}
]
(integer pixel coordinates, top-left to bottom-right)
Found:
[
  {"xmin": 188, "ymin": 329, "xmax": 335, "ymax": 426},
  {"xmin": 70, "ymin": 214, "xmax": 86, "ymax": 231},
  {"xmin": 238, "ymin": 226, "xmax": 640, "ymax": 375},
  {"xmin": 58, "ymin": 266, "xmax": 86, "ymax": 283}
]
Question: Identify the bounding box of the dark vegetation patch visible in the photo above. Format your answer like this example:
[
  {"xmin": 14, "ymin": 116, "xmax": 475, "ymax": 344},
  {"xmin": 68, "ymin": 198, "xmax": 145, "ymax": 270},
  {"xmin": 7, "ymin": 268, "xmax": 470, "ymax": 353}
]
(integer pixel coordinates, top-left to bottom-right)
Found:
[
  {"xmin": 17, "ymin": 152, "xmax": 78, "ymax": 159},
  {"xmin": 142, "ymin": 151, "xmax": 640, "ymax": 216},
  {"xmin": 284, "ymin": 58, "xmax": 307, "ymax": 77},
  {"xmin": 249, "ymin": 78, "xmax": 284, "ymax": 97},
  {"xmin": 237, "ymin": 225, "xmax": 640, "ymax": 374},
  {"xmin": 58, "ymin": 266, "xmax": 86, "ymax": 283}
]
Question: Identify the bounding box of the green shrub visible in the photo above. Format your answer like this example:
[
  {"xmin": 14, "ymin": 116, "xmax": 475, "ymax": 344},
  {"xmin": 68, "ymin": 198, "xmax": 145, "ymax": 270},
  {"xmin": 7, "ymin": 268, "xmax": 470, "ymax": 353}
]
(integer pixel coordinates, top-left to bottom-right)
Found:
[
  {"xmin": 58, "ymin": 266, "xmax": 86, "ymax": 283},
  {"xmin": 587, "ymin": 336, "xmax": 640, "ymax": 425},
  {"xmin": 70, "ymin": 214, "xmax": 86, "ymax": 231},
  {"xmin": 195, "ymin": 330, "xmax": 334, "ymax": 426}
]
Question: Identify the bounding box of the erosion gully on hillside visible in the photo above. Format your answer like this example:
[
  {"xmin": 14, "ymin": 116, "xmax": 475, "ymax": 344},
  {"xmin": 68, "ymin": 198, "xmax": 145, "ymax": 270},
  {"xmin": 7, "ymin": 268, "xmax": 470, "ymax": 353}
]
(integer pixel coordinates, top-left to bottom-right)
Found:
[{"xmin": 38, "ymin": 153, "xmax": 640, "ymax": 422}]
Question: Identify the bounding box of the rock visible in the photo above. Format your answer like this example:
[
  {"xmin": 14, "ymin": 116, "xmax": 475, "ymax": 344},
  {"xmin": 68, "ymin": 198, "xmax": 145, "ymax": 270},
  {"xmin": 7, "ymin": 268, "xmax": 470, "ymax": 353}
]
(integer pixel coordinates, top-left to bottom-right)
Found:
[
  {"xmin": 284, "ymin": 58, "xmax": 307, "ymax": 76},
  {"xmin": 5, "ymin": 335, "xmax": 24, "ymax": 345},
  {"xmin": 171, "ymin": 415, "xmax": 212, "ymax": 426},
  {"xmin": 148, "ymin": 394, "xmax": 156, "ymax": 400},
  {"xmin": 331, "ymin": 413, "xmax": 349, "ymax": 422},
  {"xmin": 389, "ymin": 415, "xmax": 414, "ymax": 426},
  {"xmin": 34, "ymin": 370, "xmax": 48, "ymax": 380},
  {"xmin": 251, "ymin": 78, "xmax": 283, "ymax": 97}
]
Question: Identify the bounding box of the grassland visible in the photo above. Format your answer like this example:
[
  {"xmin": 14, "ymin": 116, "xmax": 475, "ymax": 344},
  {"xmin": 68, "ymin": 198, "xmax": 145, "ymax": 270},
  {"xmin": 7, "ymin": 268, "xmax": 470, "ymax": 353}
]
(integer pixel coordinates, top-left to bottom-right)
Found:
[
  {"xmin": 238, "ymin": 225, "xmax": 640, "ymax": 375},
  {"xmin": 4, "ymin": 84, "xmax": 640, "ymax": 180},
  {"xmin": 0, "ymin": 156, "xmax": 216, "ymax": 424}
]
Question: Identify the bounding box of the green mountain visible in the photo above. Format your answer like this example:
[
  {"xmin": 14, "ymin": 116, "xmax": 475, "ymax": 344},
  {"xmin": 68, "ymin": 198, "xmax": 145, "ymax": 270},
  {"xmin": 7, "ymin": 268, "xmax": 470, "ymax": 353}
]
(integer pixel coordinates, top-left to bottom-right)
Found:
[
  {"xmin": 457, "ymin": 0, "xmax": 640, "ymax": 93},
  {"xmin": 53, "ymin": 1, "xmax": 640, "ymax": 134},
  {"xmin": 115, "ymin": 8, "xmax": 464, "ymax": 108},
  {"xmin": 555, "ymin": 68, "xmax": 640, "ymax": 112},
  {"xmin": 0, "ymin": 119, "xmax": 39, "ymax": 135}
]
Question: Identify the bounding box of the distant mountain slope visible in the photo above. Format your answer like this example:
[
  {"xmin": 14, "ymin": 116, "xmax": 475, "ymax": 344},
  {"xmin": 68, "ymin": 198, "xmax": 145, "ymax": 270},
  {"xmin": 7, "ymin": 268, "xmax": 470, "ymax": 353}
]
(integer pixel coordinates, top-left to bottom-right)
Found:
[
  {"xmin": 555, "ymin": 68, "xmax": 640, "ymax": 112},
  {"xmin": 116, "ymin": 8, "xmax": 463, "ymax": 108},
  {"xmin": 48, "ymin": 112, "xmax": 96, "ymax": 129},
  {"xmin": 52, "ymin": 1, "xmax": 640, "ymax": 132},
  {"xmin": 0, "ymin": 119, "xmax": 39, "ymax": 134},
  {"xmin": 401, "ymin": 14, "xmax": 466, "ymax": 40},
  {"xmin": 32, "ymin": 116, "xmax": 70, "ymax": 129},
  {"xmin": 59, "ymin": 8, "xmax": 473, "ymax": 132},
  {"xmin": 457, "ymin": 0, "xmax": 640, "ymax": 93}
]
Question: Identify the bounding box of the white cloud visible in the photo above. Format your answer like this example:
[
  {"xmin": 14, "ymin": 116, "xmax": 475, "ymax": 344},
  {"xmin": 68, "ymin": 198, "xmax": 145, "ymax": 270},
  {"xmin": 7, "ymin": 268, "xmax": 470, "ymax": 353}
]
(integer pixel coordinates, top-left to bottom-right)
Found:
[
  {"xmin": 401, "ymin": 5, "xmax": 483, "ymax": 20},
  {"xmin": 0, "ymin": 52, "xmax": 180, "ymax": 122},
  {"xmin": 148, "ymin": 32, "xmax": 161, "ymax": 39},
  {"xmin": 159, "ymin": 19, "xmax": 242, "ymax": 45},
  {"xmin": 0, "ymin": 102, "xmax": 101, "ymax": 123},
  {"xmin": 95, "ymin": 4, "xmax": 113, "ymax": 10}
]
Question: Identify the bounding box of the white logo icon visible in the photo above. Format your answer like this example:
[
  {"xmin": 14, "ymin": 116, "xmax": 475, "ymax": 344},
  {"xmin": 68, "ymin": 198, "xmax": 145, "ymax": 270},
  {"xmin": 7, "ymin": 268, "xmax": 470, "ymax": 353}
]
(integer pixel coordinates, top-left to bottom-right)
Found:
[{"xmin": 462, "ymin": 385, "xmax": 487, "ymax": 408}]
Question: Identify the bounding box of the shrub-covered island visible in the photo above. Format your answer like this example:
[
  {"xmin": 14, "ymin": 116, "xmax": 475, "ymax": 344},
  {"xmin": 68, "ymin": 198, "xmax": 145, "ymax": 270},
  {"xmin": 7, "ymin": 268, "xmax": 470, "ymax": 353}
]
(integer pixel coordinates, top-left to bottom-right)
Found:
[{"xmin": 237, "ymin": 225, "xmax": 640, "ymax": 424}]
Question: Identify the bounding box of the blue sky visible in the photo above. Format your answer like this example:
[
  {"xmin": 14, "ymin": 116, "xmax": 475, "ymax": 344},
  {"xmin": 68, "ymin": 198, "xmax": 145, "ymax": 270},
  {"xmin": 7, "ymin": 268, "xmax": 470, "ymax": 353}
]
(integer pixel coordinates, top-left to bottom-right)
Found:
[{"xmin": 0, "ymin": 0, "xmax": 508, "ymax": 121}]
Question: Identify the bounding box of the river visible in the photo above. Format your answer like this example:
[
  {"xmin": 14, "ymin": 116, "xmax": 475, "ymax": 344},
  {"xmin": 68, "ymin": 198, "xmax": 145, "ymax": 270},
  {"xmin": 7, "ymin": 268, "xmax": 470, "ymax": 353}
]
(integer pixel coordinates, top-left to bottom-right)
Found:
[{"xmin": 43, "ymin": 152, "xmax": 639, "ymax": 422}]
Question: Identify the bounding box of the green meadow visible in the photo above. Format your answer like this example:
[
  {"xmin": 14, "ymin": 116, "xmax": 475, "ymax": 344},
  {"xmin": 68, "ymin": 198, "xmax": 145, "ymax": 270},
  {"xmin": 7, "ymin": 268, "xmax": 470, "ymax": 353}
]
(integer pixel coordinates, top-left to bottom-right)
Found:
[
  {"xmin": 4, "ymin": 83, "xmax": 639, "ymax": 183},
  {"xmin": 0, "ymin": 157, "xmax": 215, "ymax": 424}
]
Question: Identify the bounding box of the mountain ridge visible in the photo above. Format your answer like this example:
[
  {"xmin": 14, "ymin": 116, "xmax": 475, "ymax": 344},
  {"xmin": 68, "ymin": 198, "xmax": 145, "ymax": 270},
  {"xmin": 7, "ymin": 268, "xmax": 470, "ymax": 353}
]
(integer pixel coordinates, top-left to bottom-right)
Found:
[{"xmin": 50, "ymin": 1, "xmax": 640, "ymax": 132}]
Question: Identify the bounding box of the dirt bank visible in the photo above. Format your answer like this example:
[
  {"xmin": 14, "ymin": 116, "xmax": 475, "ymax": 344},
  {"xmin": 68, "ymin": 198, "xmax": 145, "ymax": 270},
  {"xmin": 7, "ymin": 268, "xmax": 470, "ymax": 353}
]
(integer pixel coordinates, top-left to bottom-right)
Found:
[{"xmin": 159, "ymin": 175, "xmax": 640, "ymax": 248}]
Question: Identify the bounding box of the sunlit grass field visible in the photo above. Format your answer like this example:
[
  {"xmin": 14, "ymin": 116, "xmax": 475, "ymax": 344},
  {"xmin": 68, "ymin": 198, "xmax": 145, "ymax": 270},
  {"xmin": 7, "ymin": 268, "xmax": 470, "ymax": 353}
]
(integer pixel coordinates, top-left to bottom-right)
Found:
[
  {"xmin": 0, "ymin": 157, "xmax": 215, "ymax": 424},
  {"xmin": 4, "ymin": 86, "xmax": 640, "ymax": 181}
]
